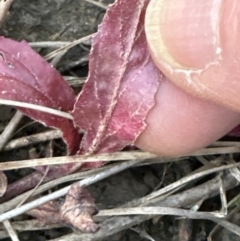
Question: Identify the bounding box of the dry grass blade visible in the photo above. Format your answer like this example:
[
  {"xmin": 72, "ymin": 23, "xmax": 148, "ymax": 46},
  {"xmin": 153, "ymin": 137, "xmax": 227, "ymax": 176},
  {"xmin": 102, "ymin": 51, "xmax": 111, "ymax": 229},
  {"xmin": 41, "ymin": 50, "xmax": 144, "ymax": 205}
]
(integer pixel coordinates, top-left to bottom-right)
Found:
[
  {"xmin": 17, "ymin": 166, "xmax": 50, "ymax": 207},
  {"xmin": 190, "ymin": 146, "xmax": 240, "ymax": 155},
  {"xmin": 97, "ymin": 206, "xmax": 240, "ymax": 237},
  {"xmin": 0, "ymin": 169, "xmax": 236, "ymax": 241},
  {"xmin": 48, "ymin": 173, "xmax": 238, "ymax": 241},
  {"xmin": 44, "ymin": 34, "xmax": 94, "ymax": 60},
  {"xmin": 0, "ymin": 159, "xmax": 169, "ymax": 214},
  {"xmin": 1, "ymin": 146, "xmax": 240, "ymax": 170},
  {"xmin": 0, "ymin": 219, "xmax": 61, "ymax": 232},
  {"xmin": 1, "ymin": 160, "xmax": 238, "ymax": 235},
  {"xmin": 29, "ymin": 41, "xmax": 72, "ymax": 48},
  {"xmin": 219, "ymin": 176, "xmax": 228, "ymax": 216},
  {"xmin": 208, "ymin": 191, "xmax": 240, "ymax": 239},
  {"xmin": 0, "ymin": 110, "xmax": 23, "ymax": 150},
  {"xmin": 0, "ymin": 230, "xmax": 8, "ymax": 239},
  {"xmin": 141, "ymin": 162, "xmax": 240, "ymax": 203},
  {"xmin": 178, "ymin": 218, "xmax": 192, "ymax": 241},
  {"xmin": 0, "ymin": 99, "xmax": 73, "ymax": 120},
  {"xmin": 0, "ymin": 159, "xmax": 144, "ymax": 222},
  {"xmin": 0, "ymin": 151, "xmax": 157, "ymax": 170},
  {"xmin": 0, "ymin": 220, "xmax": 63, "ymax": 239},
  {"xmin": 0, "ymin": 171, "xmax": 7, "ymax": 197},
  {"xmin": 131, "ymin": 225, "xmax": 156, "ymax": 241},
  {"xmin": 64, "ymin": 76, "xmax": 86, "ymax": 87},
  {"xmin": 3, "ymin": 220, "xmax": 19, "ymax": 241},
  {"xmin": 4, "ymin": 130, "xmax": 62, "ymax": 151},
  {"xmin": 98, "ymin": 206, "xmax": 221, "ymax": 218},
  {"xmin": 227, "ymin": 157, "xmax": 240, "ymax": 183},
  {"xmin": 85, "ymin": 0, "xmax": 108, "ymax": 9},
  {"xmin": 59, "ymin": 55, "xmax": 89, "ymax": 72},
  {"xmin": 229, "ymin": 167, "xmax": 240, "ymax": 182},
  {"xmin": 208, "ymin": 205, "xmax": 240, "ymax": 240},
  {"xmin": 210, "ymin": 141, "xmax": 240, "ymax": 147},
  {"xmin": 0, "ymin": 165, "xmax": 111, "ymax": 213}
]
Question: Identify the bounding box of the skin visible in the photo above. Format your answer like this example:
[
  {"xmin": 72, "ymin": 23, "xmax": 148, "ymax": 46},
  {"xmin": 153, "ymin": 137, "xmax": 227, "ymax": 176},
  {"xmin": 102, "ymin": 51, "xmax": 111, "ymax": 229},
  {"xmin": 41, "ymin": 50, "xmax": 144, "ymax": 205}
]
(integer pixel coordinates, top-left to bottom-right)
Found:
[{"xmin": 136, "ymin": 0, "xmax": 240, "ymax": 156}]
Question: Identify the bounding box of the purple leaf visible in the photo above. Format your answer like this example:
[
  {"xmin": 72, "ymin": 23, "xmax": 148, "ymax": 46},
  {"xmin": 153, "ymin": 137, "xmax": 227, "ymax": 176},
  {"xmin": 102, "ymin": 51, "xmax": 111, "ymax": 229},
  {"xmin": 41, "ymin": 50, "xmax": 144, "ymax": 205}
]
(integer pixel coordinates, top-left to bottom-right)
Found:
[
  {"xmin": 0, "ymin": 37, "xmax": 80, "ymax": 153},
  {"xmin": 73, "ymin": 0, "xmax": 162, "ymax": 160}
]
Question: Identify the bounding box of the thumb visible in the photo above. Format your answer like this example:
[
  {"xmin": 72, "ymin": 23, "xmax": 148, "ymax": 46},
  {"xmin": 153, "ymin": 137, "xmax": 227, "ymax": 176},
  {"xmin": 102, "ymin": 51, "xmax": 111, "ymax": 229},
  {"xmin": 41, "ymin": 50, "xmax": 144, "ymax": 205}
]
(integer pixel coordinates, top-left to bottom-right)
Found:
[
  {"xmin": 145, "ymin": 0, "xmax": 240, "ymax": 111},
  {"xmin": 136, "ymin": 0, "xmax": 240, "ymax": 156}
]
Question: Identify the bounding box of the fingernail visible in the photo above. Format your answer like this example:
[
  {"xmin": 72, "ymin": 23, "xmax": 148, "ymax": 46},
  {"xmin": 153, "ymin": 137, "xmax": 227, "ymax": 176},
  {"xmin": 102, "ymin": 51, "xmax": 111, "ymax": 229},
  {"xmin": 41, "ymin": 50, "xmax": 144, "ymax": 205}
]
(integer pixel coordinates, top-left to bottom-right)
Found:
[{"xmin": 145, "ymin": 0, "xmax": 221, "ymax": 69}]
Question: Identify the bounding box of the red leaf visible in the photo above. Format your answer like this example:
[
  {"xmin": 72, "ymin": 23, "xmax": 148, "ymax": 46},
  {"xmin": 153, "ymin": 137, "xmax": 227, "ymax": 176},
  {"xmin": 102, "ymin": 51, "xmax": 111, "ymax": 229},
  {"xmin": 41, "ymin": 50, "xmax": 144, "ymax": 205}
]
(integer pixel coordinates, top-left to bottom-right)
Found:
[
  {"xmin": 73, "ymin": 0, "xmax": 162, "ymax": 158},
  {"xmin": 0, "ymin": 37, "xmax": 80, "ymax": 154}
]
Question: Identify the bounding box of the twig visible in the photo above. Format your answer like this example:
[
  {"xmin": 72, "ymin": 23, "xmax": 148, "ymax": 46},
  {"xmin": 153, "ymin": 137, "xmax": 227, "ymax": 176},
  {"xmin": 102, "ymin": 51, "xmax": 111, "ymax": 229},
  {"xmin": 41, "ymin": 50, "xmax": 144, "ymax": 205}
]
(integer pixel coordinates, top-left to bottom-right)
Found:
[
  {"xmin": 0, "ymin": 99, "xmax": 73, "ymax": 120},
  {"xmin": 3, "ymin": 220, "xmax": 19, "ymax": 241},
  {"xmin": 0, "ymin": 110, "xmax": 23, "ymax": 150},
  {"xmin": 3, "ymin": 130, "xmax": 62, "ymax": 151},
  {"xmin": 0, "ymin": 159, "xmax": 144, "ymax": 222},
  {"xmin": 0, "ymin": 0, "xmax": 15, "ymax": 26}
]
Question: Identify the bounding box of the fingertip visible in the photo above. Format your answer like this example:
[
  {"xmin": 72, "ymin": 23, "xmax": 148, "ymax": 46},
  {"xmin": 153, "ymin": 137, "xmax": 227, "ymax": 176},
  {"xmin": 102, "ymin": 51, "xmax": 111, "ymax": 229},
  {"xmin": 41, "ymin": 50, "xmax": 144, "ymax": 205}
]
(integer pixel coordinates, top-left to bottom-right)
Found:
[
  {"xmin": 145, "ymin": 0, "xmax": 218, "ymax": 69},
  {"xmin": 136, "ymin": 79, "xmax": 240, "ymax": 156},
  {"xmin": 145, "ymin": 0, "xmax": 240, "ymax": 113}
]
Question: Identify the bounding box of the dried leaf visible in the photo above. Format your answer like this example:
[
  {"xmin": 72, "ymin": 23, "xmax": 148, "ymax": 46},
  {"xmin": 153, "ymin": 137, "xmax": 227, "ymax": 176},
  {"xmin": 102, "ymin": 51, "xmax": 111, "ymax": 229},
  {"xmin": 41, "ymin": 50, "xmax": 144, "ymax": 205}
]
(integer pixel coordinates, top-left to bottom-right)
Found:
[
  {"xmin": 0, "ymin": 37, "xmax": 80, "ymax": 154},
  {"xmin": 27, "ymin": 184, "xmax": 98, "ymax": 233},
  {"xmin": 27, "ymin": 200, "xmax": 63, "ymax": 225},
  {"xmin": 73, "ymin": 0, "xmax": 162, "ymax": 166},
  {"xmin": 0, "ymin": 171, "xmax": 7, "ymax": 197},
  {"xmin": 60, "ymin": 183, "xmax": 99, "ymax": 233}
]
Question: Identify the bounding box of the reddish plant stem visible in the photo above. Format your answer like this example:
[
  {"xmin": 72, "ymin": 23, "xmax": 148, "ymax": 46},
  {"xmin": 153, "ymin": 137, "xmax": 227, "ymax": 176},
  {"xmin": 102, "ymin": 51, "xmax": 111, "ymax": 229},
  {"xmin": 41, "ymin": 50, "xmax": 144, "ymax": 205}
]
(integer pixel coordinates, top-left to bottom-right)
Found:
[{"xmin": 0, "ymin": 163, "xmax": 83, "ymax": 203}]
